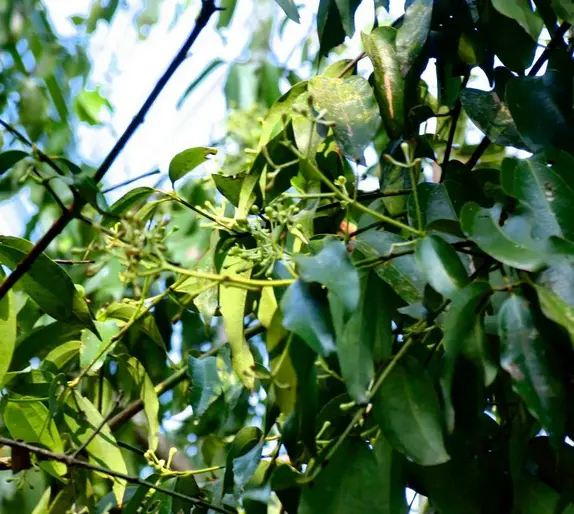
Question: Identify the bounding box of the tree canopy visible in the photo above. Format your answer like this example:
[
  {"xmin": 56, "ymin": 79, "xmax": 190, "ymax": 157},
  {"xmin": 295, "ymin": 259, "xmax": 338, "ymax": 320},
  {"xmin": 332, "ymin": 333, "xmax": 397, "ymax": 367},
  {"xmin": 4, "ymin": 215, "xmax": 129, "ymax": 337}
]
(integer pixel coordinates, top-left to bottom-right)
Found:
[{"xmin": 1, "ymin": 0, "xmax": 574, "ymax": 512}]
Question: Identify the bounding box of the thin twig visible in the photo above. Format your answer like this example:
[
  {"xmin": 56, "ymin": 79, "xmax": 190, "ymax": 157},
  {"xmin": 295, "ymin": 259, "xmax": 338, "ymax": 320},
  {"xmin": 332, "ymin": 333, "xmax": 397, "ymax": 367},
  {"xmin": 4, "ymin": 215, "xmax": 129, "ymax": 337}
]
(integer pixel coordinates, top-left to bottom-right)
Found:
[
  {"xmin": 108, "ymin": 323, "xmax": 265, "ymax": 431},
  {"xmin": 466, "ymin": 21, "xmax": 571, "ymax": 170},
  {"xmin": 102, "ymin": 169, "xmax": 160, "ymax": 193},
  {"xmin": 441, "ymin": 73, "xmax": 469, "ymax": 178},
  {"xmin": 336, "ymin": 51, "xmax": 366, "ymax": 78},
  {"xmin": 55, "ymin": 259, "xmax": 95, "ymax": 265},
  {"xmin": 72, "ymin": 393, "xmax": 123, "ymax": 458},
  {"xmin": 0, "ymin": 0, "xmax": 220, "ymax": 303},
  {"xmin": 0, "ymin": 437, "xmax": 233, "ymax": 514}
]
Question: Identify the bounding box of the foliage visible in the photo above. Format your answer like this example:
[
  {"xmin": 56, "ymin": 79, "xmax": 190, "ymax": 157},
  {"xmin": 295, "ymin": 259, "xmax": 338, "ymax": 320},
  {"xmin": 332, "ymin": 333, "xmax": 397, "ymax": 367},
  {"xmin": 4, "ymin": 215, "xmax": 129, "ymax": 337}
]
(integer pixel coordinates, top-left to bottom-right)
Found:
[{"xmin": 1, "ymin": 0, "xmax": 574, "ymax": 513}]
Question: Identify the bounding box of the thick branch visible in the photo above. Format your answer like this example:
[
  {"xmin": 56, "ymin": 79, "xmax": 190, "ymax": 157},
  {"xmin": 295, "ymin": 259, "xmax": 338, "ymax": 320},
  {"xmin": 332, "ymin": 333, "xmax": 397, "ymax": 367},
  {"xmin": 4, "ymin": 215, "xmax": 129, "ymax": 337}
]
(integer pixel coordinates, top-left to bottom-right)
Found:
[
  {"xmin": 0, "ymin": 437, "xmax": 233, "ymax": 514},
  {"xmin": 0, "ymin": 0, "xmax": 219, "ymax": 302}
]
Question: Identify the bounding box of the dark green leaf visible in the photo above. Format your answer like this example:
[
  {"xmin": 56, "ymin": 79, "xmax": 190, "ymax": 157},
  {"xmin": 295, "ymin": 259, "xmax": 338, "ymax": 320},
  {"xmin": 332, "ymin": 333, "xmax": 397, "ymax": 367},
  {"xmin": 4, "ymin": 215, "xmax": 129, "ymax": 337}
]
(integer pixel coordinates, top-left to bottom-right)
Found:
[
  {"xmin": 300, "ymin": 439, "xmax": 397, "ymax": 514},
  {"xmin": 308, "ymin": 75, "xmax": 380, "ymax": 161},
  {"xmin": 354, "ymin": 231, "xmax": 425, "ymax": 304},
  {"xmin": 224, "ymin": 427, "xmax": 263, "ymax": 493},
  {"xmin": 334, "ymin": 0, "xmax": 361, "ymax": 36},
  {"xmin": 103, "ymin": 186, "xmax": 155, "ymax": 226},
  {"xmin": 0, "ymin": 237, "xmax": 96, "ymax": 330},
  {"xmin": 168, "ymin": 147, "xmax": 218, "ymax": 186},
  {"xmin": 396, "ymin": 0, "xmax": 433, "ymax": 76},
  {"xmin": 416, "ymin": 235, "xmax": 469, "ymax": 298},
  {"xmin": 460, "ymin": 203, "xmax": 548, "ymax": 271},
  {"xmin": 317, "ymin": 0, "xmax": 346, "ymax": 56},
  {"xmin": 460, "ymin": 88, "xmax": 526, "ymax": 148},
  {"xmin": 501, "ymin": 157, "xmax": 574, "ymax": 241},
  {"xmin": 0, "ymin": 150, "xmax": 28, "ymax": 175},
  {"xmin": 552, "ymin": 0, "xmax": 574, "ymax": 23},
  {"xmin": 362, "ymin": 27, "xmax": 404, "ymax": 138},
  {"xmin": 274, "ymin": 0, "xmax": 300, "ymax": 23},
  {"xmin": 187, "ymin": 355, "xmax": 223, "ymax": 417},
  {"xmin": 498, "ymin": 294, "xmax": 566, "ymax": 438},
  {"xmin": 281, "ymin": 279, "xmax": 336, "ymax": 355},
  {"xmin": 491, "ymin": 0, "xmax": 543, "ymax": 40},
  {"xmin": 295, "ymin": 240, "xmax": 360, "ymax": 313},
  {"xmin": 506, "ymin": 75, "xmax": 574, "ymax": 154},
  {"xmin": 372, "ymin": 356, "xmax": 450, "ymax": 466}
]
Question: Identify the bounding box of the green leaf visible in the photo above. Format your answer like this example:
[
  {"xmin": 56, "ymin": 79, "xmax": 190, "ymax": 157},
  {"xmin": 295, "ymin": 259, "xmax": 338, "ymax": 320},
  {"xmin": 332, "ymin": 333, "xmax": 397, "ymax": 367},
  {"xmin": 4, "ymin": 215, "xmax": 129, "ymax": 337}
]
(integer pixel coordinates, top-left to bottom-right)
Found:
[
  {"xmin": 217, "ymin": 0, "xmax": 238, "ymax": 28},
  {"xmin": 460, "ymin": 88, "xmax": 526, "ymax": 148},
  {"xmin": 177, "ymin": 59, "xmax": 225, "ymax": 108},
  {"xmin": 362, "ymin": 27, "xmax": 404, "ymax": 139},
  {"xmin": 0, "ymin": 237, "xmax": 96, "ymax": 330},
  {"xmin": 102, "ymin": 301, "xmax": 165, "ymax": 349},
  {"xmin": 295, "ymin": 240, "xmax": 360, "ymax": 313},
  {"xmin": 0, "ymin": 288, "xmax": 16, "ymax": 387},
  {"xmin": 334, "ymin": 0, "xmax": 361, "ymax": 36},
  {"xmin": 501, "ymin": 158, "xmax": 574, "ymax": 242},
  {"xmin": 354, "ymin": 231, "xmax": 425, "ymax": 304},
  {"xmin": 168, "ymin": 147, "xmax": 218, "ymax": 186},
  {"xmin": 552, "ymin": 0, "xmax": 574, "ymax": 23},
  {"xmin": 259, "ymin": 81, "xmax": 307, "ymax": 147},
  {"xmin": 212, "ymin": 172, "xmax": 246, "ymax": 206},
  {"xmin": 187, "ymin": 355, "xmax": 223, "ymax": 417},
  {"xmin": 219, "ymin": 254, "xmax": 256, "ymax": 389},
  {"xmin": 80, "ymin": 319, "xmax": 118, "ymax": 375},
  {"xmin": 300, "ymin": 439, "xmax": 399, "ymax": 514},
  {"xmin": 274, "ymin": 0, "xmax": 300, "ymax": 23},
  {"xmin": 506, "ymin": 75, "xmax": 574, "ymax": 154},
  {"xmin": 317, "ymin": 0, "xmax": 346, "ymax": 56},
  {"xmin": 373, "ymin": 356, "xmax": 450, "ymax": 466},
  {"xmin": 41, "ymin": 340, "xmax": 80, "ymax": 372},
  {"xmin": 491, "ymin": 0, "xmax": 543, "ymax": 39},
  {"xmin": 121, "ymin": 357, "xmax": 160, "ymax": 452},
  {"xmin": 4, "ymin": 401, "xmax": 66, "ymax": 478},
  {"xmin": 64, "ymin": 393, "xmax": 128, "ymax": 504},
  {"xmin": 0, "ymin": 150, "xmax": 29, "ymax": 175},
  {"xmin": 416, "ymin": 235, "xmax": 469, "ymax": 299},
  {"xmin": 281, "ymin": 279, "xmax": 336, "ymax": 356},
  {"xmin": 308, "ymin": 75, "xmax": 380, "ymax": 161},
  {"xmin": 498, "ymin": 294, "xmax": 566, "ymax": 438},
  {"xmin": 73, "ymin": 87, "xmax": 112, "ymax": 125},
  {"xmin": 460, "ymin": 203, "xmax": 548, "ymax": 271},
  {"xmin": 396, "ymin": 0, "xmax": 433, "ymax": 76},
  {"xmin": 224, "ymin": 427, "xmax": 264, "ymax": 493},
  {"xmin": 336, "ymin": 272, "xmax": 394, "ymax": 404},
  {"xmin": 534, "ymin": 263, "xmax": 574, "ymax": 343},
  {"xmin": 103, "ymin": 187, "xmax": 155, "ymax": 227},
  {"xmin": 407, "ymin": 182, "xmax": 460, "ymax": 234}
]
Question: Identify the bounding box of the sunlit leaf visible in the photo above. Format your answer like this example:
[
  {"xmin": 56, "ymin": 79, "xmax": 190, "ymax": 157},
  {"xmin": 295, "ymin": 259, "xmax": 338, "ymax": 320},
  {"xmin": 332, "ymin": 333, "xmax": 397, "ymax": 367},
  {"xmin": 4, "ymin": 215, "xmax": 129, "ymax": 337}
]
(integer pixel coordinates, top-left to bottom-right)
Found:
[
  {"xmin": 73, "ymin": 87, "xmax": 112, "ymax": 125},
  {"xmin": 0, "ymin": 285, "xmax": 16, "ymax": 387},
  {"xmin": 168, "ymin": 147, "xmax": 218, "ymax": 186},
  {"xmin": 80, "ymin": 319, "xmax": 118, "ymax": 375}
]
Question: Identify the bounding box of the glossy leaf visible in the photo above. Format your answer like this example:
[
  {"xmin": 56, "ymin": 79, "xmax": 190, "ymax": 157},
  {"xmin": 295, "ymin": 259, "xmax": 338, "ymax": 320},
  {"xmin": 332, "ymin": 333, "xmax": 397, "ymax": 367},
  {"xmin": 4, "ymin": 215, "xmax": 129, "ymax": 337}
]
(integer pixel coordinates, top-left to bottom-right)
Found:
[
  {"xmin": 187, "ymin": 355, "xmax": 223, "ymax": 417},
  {"xmin": 396, "ymin": 0, "xmax": 433, "ymax": 76},
  {"xmin": 0, "ymin": 150, "xmax": 28, "ymax": 175},
  {"xmin": 501, "ymin": 157, "xmax": 574, "ymax": 242},
  {"xmin": 0, "ymin": 287, "xmax": 16, "ymax": 387},
  {"xmin": 300, "ymin": 439, "xmax": 397, "ymax": 514},
  {"xmin": 41, "ymin": 340, "xmax": 80, "ymax": 371},
  {"xmin": 317, "ymin": 0, "xmax": 346, "ymax": 56},
  {"xmin": 373, "ymin": 356, "xmax": 450, "ymax": 466},
  {"xmin": 308, "ymin": 75, "xmax": 380, "ymax": 161},
  {"xmin": 460, "ymin": 88, "xmax": 526, "ymax": 148},
  {"xmin": 0, "ymin": 237, "xmax": 96, "ymax": 331},
  {"xmin": 4, "ymin": 401, "xmax": 66, "ymax": 478},
  {"xmin": 362, "ymin": 27, "xmax": 404, "ymax": 138},
  {"xmin": 416, "ymin": 235, "xmax": 469, "ymax": 298},
  {"xmin": 168, "ymin": 147, "xmax": 218, "ymax": 186},
  {"xmin": 281, "ymin": 279, "xmax": 336, "ymax": 355},
  {"xmin": 224, "ymin": 427, "xmax": 264, "ymax": 493},
  {"xmin": 295, "ymin": 240, "xmax": 360, "ymax": 313},
  {"xmin": 354, "ymin": 231, "xmax": 424, "ymax": 304},
  {"xmin": 460, "ymin": 203, "xmax": 548, "ymax": 271},
  {"xmin": 219, "ymin": 254, "xmax": 256, "ymax": 389},
  {"xmin": 64, "ymin": 393, "xmax": 128, "ymax": 503},
  {"xmin": 498, "ymin": 294, "xmax": 566, "ymax": 437}
]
